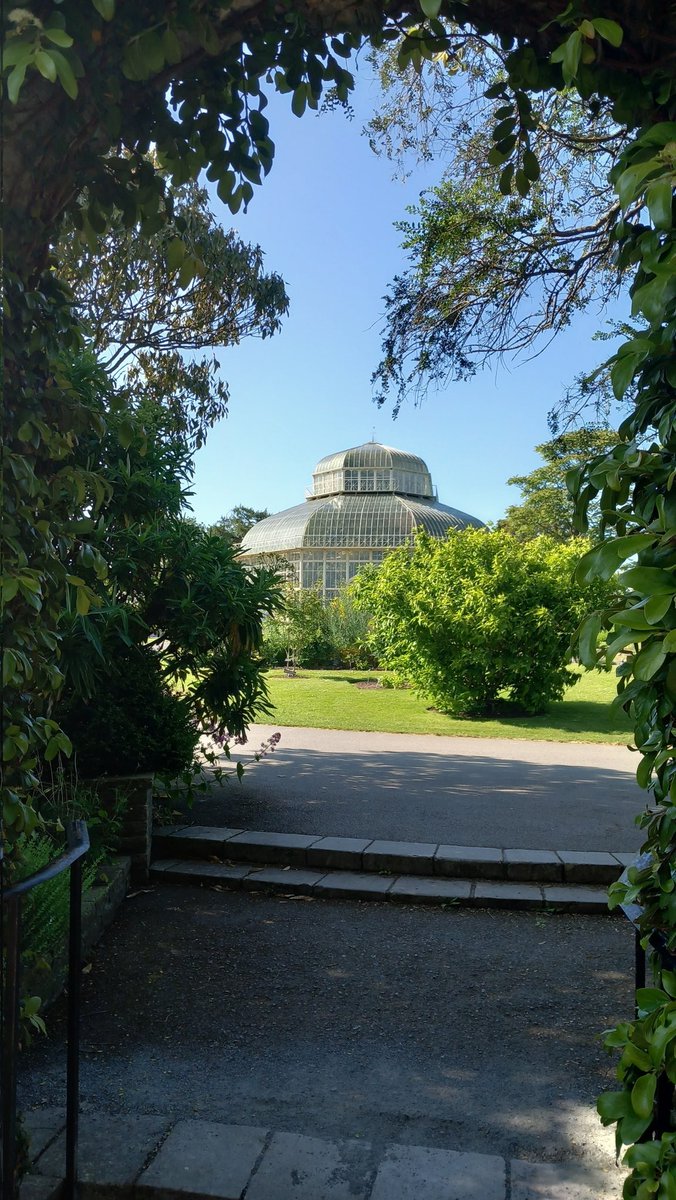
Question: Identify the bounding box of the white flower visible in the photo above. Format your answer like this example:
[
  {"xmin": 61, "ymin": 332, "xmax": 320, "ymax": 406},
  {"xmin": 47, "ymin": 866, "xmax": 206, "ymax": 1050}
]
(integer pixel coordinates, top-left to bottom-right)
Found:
[{"xmin": 8, "ymin": 8, "xmax": 43, "ymax": 30}]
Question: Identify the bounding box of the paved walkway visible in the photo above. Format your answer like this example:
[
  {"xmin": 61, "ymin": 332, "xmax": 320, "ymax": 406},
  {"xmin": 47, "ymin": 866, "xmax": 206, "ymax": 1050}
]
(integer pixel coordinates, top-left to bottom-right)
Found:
[
  {"xmin": 24, "ymin": 1110, "xmax": 626, "ymax": 1200},
  {"xmin": 191, "ymin": 726, "xmax": 642, "ymax": 853},
  {"xmin": 22, "ymin": 728, "xmax": 640, "ymax": 1200}
]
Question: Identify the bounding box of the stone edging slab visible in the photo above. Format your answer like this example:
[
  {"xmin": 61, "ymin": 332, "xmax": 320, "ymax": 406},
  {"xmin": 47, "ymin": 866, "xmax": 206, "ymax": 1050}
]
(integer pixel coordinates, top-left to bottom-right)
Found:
[
  {"xmin": 23, "ymin": 1109, "xmax": 624, "ymax": 1200},
  {"xmin": 153, "ymin": 825, "xmax": 634, "ymax": 885},
  {"xmin": 150, "ymin": 857, "xmax": 610, "ymax": 913}
]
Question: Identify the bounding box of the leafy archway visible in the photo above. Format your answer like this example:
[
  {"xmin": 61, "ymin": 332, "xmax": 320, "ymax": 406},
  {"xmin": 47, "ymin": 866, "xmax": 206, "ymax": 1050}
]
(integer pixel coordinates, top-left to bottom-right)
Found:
[{"xmin": 3, "ymin": 2, "xmax": 676, "ymax": 1190}]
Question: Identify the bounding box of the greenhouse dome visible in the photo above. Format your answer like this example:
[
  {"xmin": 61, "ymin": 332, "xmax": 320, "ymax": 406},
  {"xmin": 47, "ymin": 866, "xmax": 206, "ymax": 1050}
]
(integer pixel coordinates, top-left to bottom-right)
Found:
[{"xmin": 239, "ymin": 441, "xmax": 483, "ymax": 600}]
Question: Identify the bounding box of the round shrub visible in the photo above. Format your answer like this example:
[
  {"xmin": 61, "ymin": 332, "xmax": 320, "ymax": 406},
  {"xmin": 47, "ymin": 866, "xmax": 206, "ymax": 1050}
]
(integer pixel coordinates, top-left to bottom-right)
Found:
[{"xmin": 352, "ymin": 529, "xmax": 615, "ymax": 716}]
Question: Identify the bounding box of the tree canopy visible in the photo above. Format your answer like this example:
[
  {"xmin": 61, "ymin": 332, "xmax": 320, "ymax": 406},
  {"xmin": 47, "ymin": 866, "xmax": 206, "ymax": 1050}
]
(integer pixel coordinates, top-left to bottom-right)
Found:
[
  {"xmin": 368, "ymin": 38, "xmax": 627, "ymax": 410},
  {"xmin": 211, "ymin": 506, "xmax": 272, "ymax": 544},
  {"xmin": 500, "ymin": 427, "xmax": 619, "ymax": 541},
  {"xmin": 58, "ymin": 180, "xmax": 288, "ymax": 448}
]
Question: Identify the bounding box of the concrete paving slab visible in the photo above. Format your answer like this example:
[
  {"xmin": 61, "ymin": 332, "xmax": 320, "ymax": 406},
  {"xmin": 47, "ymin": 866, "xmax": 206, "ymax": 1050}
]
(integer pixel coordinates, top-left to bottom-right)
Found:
[
  {"xmin": 306, "ymin": 836, "xmax": 371, "ymax": 869},
  {"xmin": 389, "ymin": 878, "xmax": 473, "ymax": 903},
  {"xmin": 137, "ymin": 1120, "xmax": 268, "ymax": 1198},
  {"xmin": 23, "ymin": 1109, "xmax": 65, "ymax": 1162},
  {"xmin": 242, "ymin": 867, "xmax": 325, "ymax": 894},
  {"xmin": 152, "ymin": 861, "xmax": 251, "ymax": 887},
  {"xmin": 154, "ymin": 828, "xmax": 244, "ymax": 856},
  {"xmin": 613, "ymin": 852, "xmax": 638, "ymax": 868},
  {"xmin": 504, "ymin": 850, "xmax": 562, "ymax": 883},
  {"xmin": 362, "ymin": 840, "xmax": 438, "ymax": 875},
  {"xmin": 246, "ymin": 1131, "xmax": 373, "ymax": 1200},
  {"xmin": 19, "ymin": 1176, "xmax": 62, "ymax": 1200},
  {"xmin": 543, "ymin": 886, "xmax": 609, "ymax": 913},
  {"xmin": 434, "ymin": 846, "xmax": 503, "ymax": 880},
  {"xmin": 370, "ymin": 1142, "xmax": 505, "ymax": 1200},
  {"xmin": 34, "ymin": 1113, "xmax": 167, "ymax": 1185},
  {"xmin": 472, "ymin": 882, "xmax": 544, "ymax": 910},
  {"xmin": 227, "ymin": 832, "xmax": 320, "ymax": 866},
  {"xmin": 510, "ymin": 1157, "xmax": 622, "ymax": 1199},
  {"xmin": 312, "ymin": 871, "xmax": 396, "ymax": 898},
  {"xmin": 558, "ymin": 851, "xmax": 621, "ymax": 884}
]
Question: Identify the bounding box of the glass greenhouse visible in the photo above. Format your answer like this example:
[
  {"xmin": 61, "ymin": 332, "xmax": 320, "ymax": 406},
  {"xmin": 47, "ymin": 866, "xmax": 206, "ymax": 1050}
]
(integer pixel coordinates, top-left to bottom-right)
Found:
[{"xmin": 239, "ymin": 442, "xmax": 483, "ymax": 600}]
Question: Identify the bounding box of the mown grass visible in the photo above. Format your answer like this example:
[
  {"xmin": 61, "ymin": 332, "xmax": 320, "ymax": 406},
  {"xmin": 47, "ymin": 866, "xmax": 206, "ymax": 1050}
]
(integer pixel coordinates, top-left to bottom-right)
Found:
[{"xmin": 259, "ymin": 668, "xmax": 632, "ymax": 743}]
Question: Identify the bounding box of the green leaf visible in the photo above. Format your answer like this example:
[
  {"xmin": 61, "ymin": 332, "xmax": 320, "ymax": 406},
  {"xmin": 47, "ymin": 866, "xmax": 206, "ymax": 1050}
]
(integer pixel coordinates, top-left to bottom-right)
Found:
[
  {"xmin": 6, "ymin": 64, "xmax": 27, "ymax": 105},
  {"xmin": 621, "ymin": 568, "xmax": 676, "ymax": 597},
  {"xmin": 664, "ymin": 629, "xmax": 676, "ymax": 652},
  {"xmin": 498, "ymin": 163, "xmax": 514, "ymax": 195},
  {"xmin": 597, "ymin": 1089, "xmax": 633, "ymax": 1124},
  {"xmin": 291, "ymin": 85, "xmax": 307, "ymax": 118},
  {"xmin": 35, "ymin": 51, "xmax": 57, "ymax": 82},
  {"xmin": 162, "ymin": 28, "xmax": 182, "ymax": 65},
  {"xmin": 611, "ymin": 352, "xmax": 640, "ymax": 400},
  {"xmin": 592, "ymin": 18, "xmax": 623, "ymax": 46},
  {"xmin": 1, "ymin": 577, "xmax": 19, "ymax": 603},
  {"xmin": 419, "ymin": 0, "xmax": 442, "ymax": 19},
  {"xmin": 661, "ymin": 970, "xmax": 676, "ymax": 999},
  {"xmin": 522, "ymin": 150, "xmax": 540, "ymax": 182},
  {"xmin": 561, "ymin": 30, "xmax": 582, "ymax": 83},
  {"xmin": 659, "ymin": 1166, "xmax": 676, "ymax": 1200},
  {"xmin": 166, "ymin": 237, "xmax": 186, "ymax": 273},
  {"xmin": 618, "ymin": 1111, "xmax": 652, "ymax": 1145},
  {"xmin": 44, "ymin": 28, "xmax": 74, "ymax": 48},
  {"xmin": 646, "ymin": 179, "xmax": 674, "ymax": 231},
  {"xmin": 578, "ymin": 612, "xmax": 604, "ymax": 666},
  {"xmin": 636, "ymin": 988, "xmax": 670, "ymax": 1014},
  {"xmin": 515, "ymin": 169, "xmax": 530, "ymax": 198},
  {"xmin": 575, "ymin": 541, "xmax": 622, "ymax": 584},
  {"xmin": 636, "ymin": 754, "xmax": 654, "ymax": 789},
  {"xmin": 44, "ymin": 736, "xmax": 61, "ymax": 763},
  {"xmin": 76, "ymin": 588, "xmax": 91, "ymax": 617},
  {"xmin": 487, "ymin": 145, "xmax": 508, "ymax": 167},
  {"xmin": 631, "ymin": 1073, "xmax": 656, "ymax": 1119},
  {"xmin": 50, "ymin": 49, "xmax": 78, "ymax": 99},
  {"xmin": 645, "ymin": 594, "xmax": 672, "ymax": 625},
  {"xmin": 92, "ymin": 0, "xmax": 115, "ymax": 18},
  {"xmin": 613, "ymin": 608, "xmax": 657, "ymax": 632}
]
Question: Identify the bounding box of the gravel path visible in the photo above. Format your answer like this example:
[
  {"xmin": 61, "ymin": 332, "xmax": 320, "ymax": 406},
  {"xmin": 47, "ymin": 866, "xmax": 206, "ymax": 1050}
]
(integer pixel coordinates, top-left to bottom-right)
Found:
[{"xmin": 22, "ymin": 885, "xmax": 633, "ymax": 1170}]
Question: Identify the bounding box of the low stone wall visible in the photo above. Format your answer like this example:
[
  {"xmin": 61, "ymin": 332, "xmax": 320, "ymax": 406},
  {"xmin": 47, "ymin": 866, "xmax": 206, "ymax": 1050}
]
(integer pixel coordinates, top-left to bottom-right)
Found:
[
  {"xmin": 23, "ymin": 857, "xmax": 131, "ymax": 1010},
  {"xmin": 89, "ymin": 774, "xmax": 154, "ymax": 883}
]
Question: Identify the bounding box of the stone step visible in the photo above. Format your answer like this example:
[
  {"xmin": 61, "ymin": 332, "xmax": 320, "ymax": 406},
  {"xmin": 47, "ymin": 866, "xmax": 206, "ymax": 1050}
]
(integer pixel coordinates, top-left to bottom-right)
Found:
[
  {"xmin": 24, "ymin": 1109, "xmax": 624, "ymax": 1200},
  {"xmin": 153, "ymin": 825, "xmax": 634, "ymax": 886},
  {"xmin": 150, "ymin": 857, "xmax": 610, "ymax": 912}
]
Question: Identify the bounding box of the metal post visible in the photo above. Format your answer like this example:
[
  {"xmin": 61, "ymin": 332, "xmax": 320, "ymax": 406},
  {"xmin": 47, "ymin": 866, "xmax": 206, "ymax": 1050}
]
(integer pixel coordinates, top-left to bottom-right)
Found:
[
  {"xmin": 2, "ymin": 896, "xmax": 21, "ymax": 1200},
  {"xmin": 654, "ymin": 1072, "xmax": 674, "ymax": 1138},
  {"xmin": 64, "ymin": 852, "xmax": 83, "ymax": 1200}
]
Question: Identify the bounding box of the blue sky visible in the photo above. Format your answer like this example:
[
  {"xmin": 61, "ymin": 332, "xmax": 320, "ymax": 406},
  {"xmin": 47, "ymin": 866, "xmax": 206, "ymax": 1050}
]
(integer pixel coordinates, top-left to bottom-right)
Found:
[{"xmin": 190, "ymin": 65, "xmax": 624, "ymax": 529}]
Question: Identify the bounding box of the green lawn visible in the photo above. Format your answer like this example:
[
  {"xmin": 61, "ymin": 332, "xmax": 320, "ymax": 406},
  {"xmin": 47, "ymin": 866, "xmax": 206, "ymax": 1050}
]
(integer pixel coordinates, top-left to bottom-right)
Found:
[{"xmin": 259, "ymin": 668, "xmax": 633, "ymax": 743}]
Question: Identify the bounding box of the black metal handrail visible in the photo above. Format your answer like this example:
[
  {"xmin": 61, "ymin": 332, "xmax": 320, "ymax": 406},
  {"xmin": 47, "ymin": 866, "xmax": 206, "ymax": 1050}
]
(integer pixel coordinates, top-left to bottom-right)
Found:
[{"xmin": 1, "ymin": 819, "xmax": 89, "ymax": 1200}]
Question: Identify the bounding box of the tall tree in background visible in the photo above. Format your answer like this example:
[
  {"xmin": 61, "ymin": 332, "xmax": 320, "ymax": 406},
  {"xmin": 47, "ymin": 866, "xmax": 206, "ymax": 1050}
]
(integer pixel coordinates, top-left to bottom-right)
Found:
[
  {"xmin": 210, "ymin": 506, "xmax": 271, "ymax": 544},
  {"xmin": 59, "ymin": 180, "xmax": 289, "ymax": 448},
  {"xmin": 501, "ymin": 428, "xmax": 619, "ymax": 542}
]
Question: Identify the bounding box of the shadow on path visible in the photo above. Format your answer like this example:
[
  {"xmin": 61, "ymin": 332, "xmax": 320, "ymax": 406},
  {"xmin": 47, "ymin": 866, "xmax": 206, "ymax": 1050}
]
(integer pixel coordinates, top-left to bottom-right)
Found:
[{"xmin": 189, "ymin": 746, "xmax": 643, "ymax": 851}]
